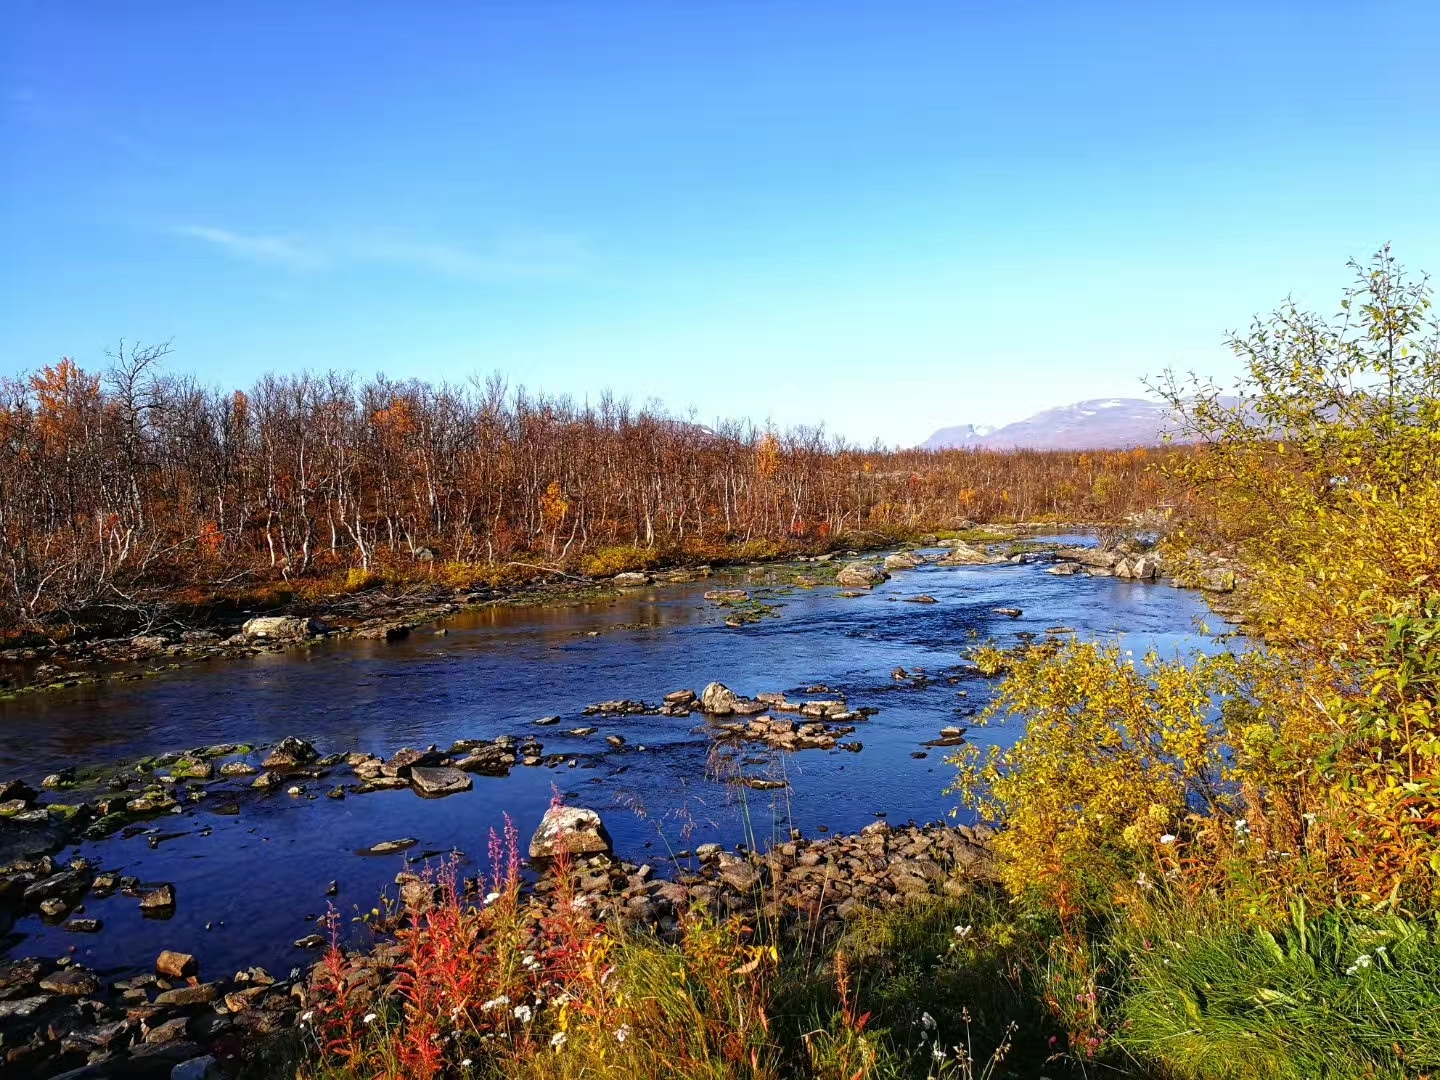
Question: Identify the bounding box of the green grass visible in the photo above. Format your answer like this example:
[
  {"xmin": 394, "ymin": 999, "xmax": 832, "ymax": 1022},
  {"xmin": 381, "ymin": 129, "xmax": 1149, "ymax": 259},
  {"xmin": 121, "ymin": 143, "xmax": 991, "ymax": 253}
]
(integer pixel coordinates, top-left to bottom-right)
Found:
[
  {"xmin": 1112, "ymin": 901, "xmax": 1440, "ymax": 1080},
  {"xmin": 771, "ymin": 891, "xmax": 1081, "ymax": 1080}
]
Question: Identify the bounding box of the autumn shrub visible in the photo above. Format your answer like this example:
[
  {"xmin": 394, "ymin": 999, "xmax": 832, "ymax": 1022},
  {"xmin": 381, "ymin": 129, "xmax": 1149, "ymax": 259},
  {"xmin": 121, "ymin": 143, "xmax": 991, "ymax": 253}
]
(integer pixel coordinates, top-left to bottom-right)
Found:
[
  {"xmin": 946, "ymin": 249, "xmax": 1440, "ymax": 1075},
  {"xmin": 303, "ymin": 811, "xmax": 783, "ymax": 1080},
  {"xmin": 345, "ymin": 568, "xmax": 384, "ymax": 592},
  {"xmin": 579, "ymin": 544, "xmax": 662, "ymax": 578},
  {"xmin": 951, "ymin": 642, "xmax": 1230, "ymax": 920}
]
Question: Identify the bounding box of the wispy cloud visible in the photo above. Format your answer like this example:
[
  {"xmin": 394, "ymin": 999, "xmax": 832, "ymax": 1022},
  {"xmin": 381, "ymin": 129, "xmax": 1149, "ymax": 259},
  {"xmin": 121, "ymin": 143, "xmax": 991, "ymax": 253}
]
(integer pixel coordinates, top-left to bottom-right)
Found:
[
  {"xmin": 350, "ymin": 230, "xmax": 590, "ymax": 283},
  {"xmin": 172, "ymin": 224, "xmax": 590, "ymax": 283},
  {"xmin": 174, "ymin": 225, "xmax": 325, "ymax": 271}
]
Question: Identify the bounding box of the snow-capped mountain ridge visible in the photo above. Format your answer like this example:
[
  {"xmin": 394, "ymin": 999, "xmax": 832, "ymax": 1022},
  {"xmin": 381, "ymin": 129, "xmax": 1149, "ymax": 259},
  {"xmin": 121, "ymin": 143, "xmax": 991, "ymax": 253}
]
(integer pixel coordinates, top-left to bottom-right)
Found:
[{"xmin": 920, "ymin": 398, "xmax": 1177, "ymax": 451}]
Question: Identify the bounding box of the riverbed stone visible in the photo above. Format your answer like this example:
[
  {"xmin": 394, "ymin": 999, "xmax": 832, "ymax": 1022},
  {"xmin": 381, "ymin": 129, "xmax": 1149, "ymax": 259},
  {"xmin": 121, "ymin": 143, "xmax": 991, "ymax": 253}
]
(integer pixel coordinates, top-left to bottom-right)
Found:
[
  {"xmin": 883, "ymin": 552, "xmax": 925, "ymax": 570},
  {"xmin": 700, "ymin": 682, "xmax": 742, "ymax": 715},
  {"xmin": 145, "ymin": 1015, "xmax": 191, "ymax": 1044},
  {"xmin": 703, "ymin": 588, "xmax": 749, "ymax": 603},
  {"xmin": 39, "ymin": 966, "xmax": 101, "ymax": 996},
  {"xmin": 156, "ymin": 950, "xmax": 197, "ymax": 979},
  {"xmin": 359, "ymin": 838, "xmax": 417, "ymax": 857},
  {"xmin": 937, "ymin": 543, "xmax": 998, "ymax": 566},
  {"xmin": 529, "ymin": 806, "xmax": 612, "ymax": 859},
  {"xmin": 155, "ymin": 982, "xmax": 220, "ymax": 1007},
  {"xmin": 409, "ymin": 766, "xmax": 472, "ymax": 797},
  {"xmin": 455, "ymin": 745, "xmax": 516, "ymax": 775},
  {"xmin": 382, "ymin": 747, "xmax": 443, "ymax": 777},
  {"xmin": 612, "ymin": 572, "xmax": 651, "ymax": 586},
  {"xmin": 262, "ymin": 736, "xmax": 319, "ymax": 769},
  {"xmin": 140, "ymin": 883, "xmax": 176, "ymax": 910},
  {"xmin": 240, "ymin": 616, "xmax": 328, "ymax": 641},
  {"xmin": 172, "ymin": 1055, "xmax": 222, "ymax": 1080},
  {"xmin": 836, "ymin": 562, "xmax": 888, "ymax": 587}
]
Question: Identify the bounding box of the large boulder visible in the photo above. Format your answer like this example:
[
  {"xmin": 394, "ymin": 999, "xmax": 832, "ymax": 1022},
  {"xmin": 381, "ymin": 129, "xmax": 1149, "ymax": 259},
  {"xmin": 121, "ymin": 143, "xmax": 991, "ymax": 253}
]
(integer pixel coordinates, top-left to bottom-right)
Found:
[
  {"xmin": 1053, "ymin": 546, "xmax": 1121, "ymax": 569},
  {"xmin": 836, "ymin": 562, "xmax": 888, "ymax": 587},
  {"xmin": 612, "ymin": 571, "xmax": 652, "ymax": 587},
  {"xmin": 1199, "ymin": 568, "xmax": 1237, "ymax": 593},
  {"xmin": 937, "ymin": 543, "xmax": 998, "ymax": 566},
  {"xmin": 528, "ymin": 806, "xmax": 612, "ymax": 859},
  {"xmin": 262, "ymin": 737, "xmax": 319, "ymax": 770},
  {"xmin": 409, "ymin": 766, "xmax": 472, "ymax": 798},
  {"xmin": 240, "ymin": 616, "xmax": 328, "ymax": 642},
  {"xmin": 700, "ymin": 682, "xmax": 742, "ymax": 715},
  {"xmin": 455, "ymin": 745, "xmax": 517, "ymax": 776},
  {"xmin": 883, "ymin": 551, "xmax": 925, "ymax": 571},
  {"xmin": 382, "ymin": 747, "xmax": 444, "ymax": 778}
]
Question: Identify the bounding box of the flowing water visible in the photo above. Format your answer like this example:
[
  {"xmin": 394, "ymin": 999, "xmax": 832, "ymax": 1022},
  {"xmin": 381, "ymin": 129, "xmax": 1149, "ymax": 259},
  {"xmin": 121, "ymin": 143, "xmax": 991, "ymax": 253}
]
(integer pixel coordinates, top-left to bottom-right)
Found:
[{"xmin": 0, "ymin": 542, "xmax": 1221, "ymax": 980}]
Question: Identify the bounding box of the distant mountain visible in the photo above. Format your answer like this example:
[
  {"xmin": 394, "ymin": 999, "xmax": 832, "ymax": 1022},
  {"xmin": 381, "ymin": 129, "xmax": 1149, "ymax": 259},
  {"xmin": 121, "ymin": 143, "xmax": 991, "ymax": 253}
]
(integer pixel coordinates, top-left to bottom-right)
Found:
[
  {"xmin": 918, "ymin": 422, "xmax": 996, "ymax": 448},
  {"xmin": 920, "ymin": 398, "xmax": 1178, "ymax": 451}
]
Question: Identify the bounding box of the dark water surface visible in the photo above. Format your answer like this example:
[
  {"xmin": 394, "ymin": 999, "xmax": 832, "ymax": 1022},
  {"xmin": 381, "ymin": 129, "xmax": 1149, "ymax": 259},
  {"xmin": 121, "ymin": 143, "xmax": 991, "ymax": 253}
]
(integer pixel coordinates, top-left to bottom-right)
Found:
[{"xmin": 0, "ymin": 544, "xmax": 1219, "ymax": 980}]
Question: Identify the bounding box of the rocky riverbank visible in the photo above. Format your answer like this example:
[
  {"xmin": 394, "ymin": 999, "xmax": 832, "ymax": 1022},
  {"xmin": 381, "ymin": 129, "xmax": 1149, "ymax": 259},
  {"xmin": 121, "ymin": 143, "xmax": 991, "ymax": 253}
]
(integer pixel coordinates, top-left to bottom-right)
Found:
[
  {"xmin": 0, "ymin": 522, "xmax": 1109, "ymax": 699},
  {"xmin": 0, "ymin": 807, "xmax": 994, "ymax": 1079}
]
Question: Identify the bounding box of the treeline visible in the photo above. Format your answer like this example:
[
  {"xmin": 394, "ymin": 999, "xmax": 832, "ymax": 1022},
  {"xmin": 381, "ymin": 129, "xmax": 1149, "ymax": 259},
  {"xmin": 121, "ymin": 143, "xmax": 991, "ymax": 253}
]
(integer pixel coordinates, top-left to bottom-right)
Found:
[{"xmin": 0, "ymin": 343, "xmax": 1169, "ymax": 628}]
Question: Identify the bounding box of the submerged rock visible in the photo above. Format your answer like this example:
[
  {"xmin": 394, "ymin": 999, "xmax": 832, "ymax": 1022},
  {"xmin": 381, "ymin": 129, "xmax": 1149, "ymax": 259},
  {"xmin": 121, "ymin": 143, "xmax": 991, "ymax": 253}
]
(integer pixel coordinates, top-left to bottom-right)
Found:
[
  {"xmin": 703, "ymin": 588, "xmax": 750, "ymax": 603},
  {"xmin": 358, "ymin": 838, "xmax": 418, "ymax": 857}
]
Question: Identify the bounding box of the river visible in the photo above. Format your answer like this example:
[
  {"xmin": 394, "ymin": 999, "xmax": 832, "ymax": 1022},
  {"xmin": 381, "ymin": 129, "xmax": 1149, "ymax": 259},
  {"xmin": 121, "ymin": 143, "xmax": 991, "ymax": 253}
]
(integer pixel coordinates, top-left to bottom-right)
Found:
[{"xmin": 0, "ymin": 541, "xmax": 1219, "ymax": 980}]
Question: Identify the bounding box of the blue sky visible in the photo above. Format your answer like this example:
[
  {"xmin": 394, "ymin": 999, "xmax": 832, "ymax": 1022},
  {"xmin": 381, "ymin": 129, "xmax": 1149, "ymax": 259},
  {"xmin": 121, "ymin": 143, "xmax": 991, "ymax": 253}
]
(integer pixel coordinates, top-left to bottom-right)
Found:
[{"xmin": 3, "ymin": 2, "xmax": 1438, "ymax": 445}]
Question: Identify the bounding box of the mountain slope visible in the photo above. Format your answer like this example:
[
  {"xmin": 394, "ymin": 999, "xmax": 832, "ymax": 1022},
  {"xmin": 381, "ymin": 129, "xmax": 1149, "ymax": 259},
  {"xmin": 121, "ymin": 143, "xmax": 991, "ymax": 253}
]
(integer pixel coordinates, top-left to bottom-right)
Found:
[{"xmin": 920, "ymin": 398, "xmax": 1176, "ymax": 451}]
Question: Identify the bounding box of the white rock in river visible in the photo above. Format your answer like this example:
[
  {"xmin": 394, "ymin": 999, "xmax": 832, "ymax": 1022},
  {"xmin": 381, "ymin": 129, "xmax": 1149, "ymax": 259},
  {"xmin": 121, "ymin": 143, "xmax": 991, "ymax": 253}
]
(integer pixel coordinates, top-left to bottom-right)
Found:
[
  {"xmin": 700, "ymin": 681, "xmax": 742, "ymax": 715},
  {"xmin": 883, "ymin": 551, "xmax": 925, "ymax": 570},
  {"xmin": 240, "ymin": 616, "xmax": 329, "ymax": 641},
  {"xmin": 528, "ymin": 805, "xmax": 612, "ymax": 859}
]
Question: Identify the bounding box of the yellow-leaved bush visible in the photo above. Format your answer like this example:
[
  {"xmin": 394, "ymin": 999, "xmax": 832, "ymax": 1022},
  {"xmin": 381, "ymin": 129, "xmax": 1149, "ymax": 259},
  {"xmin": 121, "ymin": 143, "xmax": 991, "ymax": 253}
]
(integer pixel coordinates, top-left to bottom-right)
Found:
[
  {"xmin": 955, "ymin": 247, "xmax": 1440, "ymax": 928},
  {"xmin": 951, "ymin": 642, "xmax": 1229, "ymax": 919}
]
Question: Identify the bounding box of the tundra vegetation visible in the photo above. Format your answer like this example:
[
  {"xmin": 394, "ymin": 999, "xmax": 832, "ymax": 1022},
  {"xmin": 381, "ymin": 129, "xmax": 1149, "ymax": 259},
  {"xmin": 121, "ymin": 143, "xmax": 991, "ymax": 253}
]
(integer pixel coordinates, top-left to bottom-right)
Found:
[
  {"xmin": 11, "ymin": 250, "xmax": 1440, "ymax": 1079},
  {"xmin": 0, "ymin": 353, "xmax": 1166, "ymax": 636},
  {"xmin": 288, "ymin": 250, "xmax": 1440, "ymax": 1079}
]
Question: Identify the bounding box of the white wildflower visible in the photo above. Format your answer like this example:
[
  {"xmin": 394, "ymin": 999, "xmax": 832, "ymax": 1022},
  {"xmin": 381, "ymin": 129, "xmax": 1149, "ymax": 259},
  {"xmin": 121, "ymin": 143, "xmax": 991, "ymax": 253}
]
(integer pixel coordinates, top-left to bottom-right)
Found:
[
  {"xmin": 1159, "ymin": 834, "xmax": 1176, "ymax": 845},
  {"xmin": 484, "ymin": 891, "xmax": 501, "ymax": 905},
  {"xmin": 1345, "ymin": 954, "xmax": 1373, "ymax": 976},
  {"xmin": 932, "ymin": 1044, "xmax": 948, "ymax": 1062},
  {"xmin": 551, "ymin": 1032, "xmax": 567, "ymax": 1049},
  {"xmin": 300, "ymin": 1010, "xmax": 313, "ymax": 1023},
  {"xmin": 363, "ymin": 1012, "xmax": 377, "ymax": 1024},
  {"xmin": 615, "ymin": 1024, "xmax": 630, "ymax": 1043},
  {"xmin": 481, "ymin": 995, "xmax": 510, "ymax": 1012},
  {"xmin": 514, "ymin": 1004, "xmax": 533, "ymax": 1023},
  {"xmin": 461, "ymin": 1060, "xmax": 473, "ymax": 1069}
]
